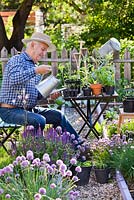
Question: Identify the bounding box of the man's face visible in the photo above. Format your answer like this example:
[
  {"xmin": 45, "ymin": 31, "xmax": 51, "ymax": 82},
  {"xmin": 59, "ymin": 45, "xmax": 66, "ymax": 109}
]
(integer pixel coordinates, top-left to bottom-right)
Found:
[{"xmin": 32, "ymin": 41, "xmax": 49, "ymax": 62}]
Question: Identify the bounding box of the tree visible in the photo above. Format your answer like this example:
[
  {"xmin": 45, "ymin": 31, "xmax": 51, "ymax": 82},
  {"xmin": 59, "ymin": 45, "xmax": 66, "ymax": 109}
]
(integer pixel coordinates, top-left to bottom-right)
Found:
[
  {"xmin": 0, "ymin": 0, "xmax": 34, "ymax": 52},
  {"xmin": 0, "ymin": 0, "xmax": 133, "ymax": 52}
]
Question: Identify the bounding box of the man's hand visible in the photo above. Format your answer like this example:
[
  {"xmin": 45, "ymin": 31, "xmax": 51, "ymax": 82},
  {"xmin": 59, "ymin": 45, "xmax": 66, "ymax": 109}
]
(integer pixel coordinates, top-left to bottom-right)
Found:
[
  {"xmin": 50, "ymin": 91, "xmax": 61, "ymax": 100},
  {"xmin": 35, "ymin": 65, "xmax": 52, "ymax": 75}
]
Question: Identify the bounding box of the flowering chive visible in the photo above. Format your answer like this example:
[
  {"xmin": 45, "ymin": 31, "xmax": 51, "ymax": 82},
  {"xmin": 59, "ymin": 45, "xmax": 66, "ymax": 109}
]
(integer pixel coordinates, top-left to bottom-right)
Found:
[
  {"xmin": 39, "ymin": 187, "xmax": 46, "ymax": 195},
  {"xmin": 50, "ymin": 183, "xmax": 56, "ymax": 188},
  {"xmin": 34, "ymin": 193, "xmax": 42, "ymax": 200},
  {"xmin": 5, "ymin": 194, "xmax": 11, "ymax": 198},
  {"xmin": 70, "ymin": 158, "xmax": 77, "ymax": 165},
  {"xmin": 75, "ymin": 166, "xmax": 82, "ymax": 173}
]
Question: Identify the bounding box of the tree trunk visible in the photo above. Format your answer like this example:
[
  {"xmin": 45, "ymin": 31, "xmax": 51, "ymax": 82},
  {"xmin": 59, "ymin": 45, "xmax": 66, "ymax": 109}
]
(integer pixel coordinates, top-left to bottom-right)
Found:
[{"xmin": 0, "ymin": 0, "xmax": 34, "ymax": 53}]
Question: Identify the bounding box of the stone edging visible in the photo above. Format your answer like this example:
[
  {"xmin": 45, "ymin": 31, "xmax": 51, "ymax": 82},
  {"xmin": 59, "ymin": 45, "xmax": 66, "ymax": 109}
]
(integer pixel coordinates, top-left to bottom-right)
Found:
[{"xmin": 116, "ymin": 170, "xmax": 133, "ymax": 200}]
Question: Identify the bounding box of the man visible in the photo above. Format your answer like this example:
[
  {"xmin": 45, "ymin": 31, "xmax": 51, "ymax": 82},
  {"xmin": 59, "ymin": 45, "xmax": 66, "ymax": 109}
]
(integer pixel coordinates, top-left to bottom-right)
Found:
[{"xmin": 0, "ymin": 32, "xmax": 84, "ymax": 146}]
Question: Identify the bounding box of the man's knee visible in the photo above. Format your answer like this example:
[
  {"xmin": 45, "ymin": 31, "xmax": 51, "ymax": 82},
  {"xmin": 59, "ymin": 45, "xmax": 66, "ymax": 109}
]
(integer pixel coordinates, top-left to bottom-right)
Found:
[{"xmin": 31, "ymin": 115, "xmax": 46, "ymax": 130}]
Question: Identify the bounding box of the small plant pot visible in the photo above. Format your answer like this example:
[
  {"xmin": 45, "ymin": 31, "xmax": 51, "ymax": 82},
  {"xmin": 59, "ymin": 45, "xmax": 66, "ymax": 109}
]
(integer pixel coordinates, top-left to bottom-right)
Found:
[
  {"xmin": 71, "ymin": 166, "xmax": 92, "ymax": 186},
  {"xmin": 94, "ymin": 167, "xmax": 110, "ymax": 184},
  {"xmin": 82, "ymin": 87, "xmax": 92, "ymax": 96},
  {"xmin": 63, "ymin": 88, "xmax": 78, "ymax": 97},
  {"xmin": 104, "ymin": 86, "xmax": 115, "ymax": 95},
  {"xmin": 65, "ymin": 79, "xmax": 81, "ymax": 94},
  {"xmin": 90, "ymin": 84, "xmax": 102, "ymax": 96},
  {"xmin": 123, "ymin": 97, "xmax": 134, "ymax": 113}
]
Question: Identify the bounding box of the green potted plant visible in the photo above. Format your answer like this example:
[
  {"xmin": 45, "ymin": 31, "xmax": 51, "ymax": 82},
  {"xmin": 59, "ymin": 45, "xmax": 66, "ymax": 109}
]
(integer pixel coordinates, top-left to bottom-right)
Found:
[
  {"xmin": 97, "ymin": 65, "xmax": 115, "ymax": 95},
  {"xmin": 122, "ymin": 88, "xmax": 134, "ymax": 113},
  {"xmin": 88, "ymin": 68, "xmax": 103, "ymax": 96},
  {"xmin": 90, "ymin": 51, "xmax": 115, "ymax": 95},
  {"xmin": 70, "ymin": 159, "xmax": 92, "ymax": 186},
  {"xmin": 70, "ymin": 143, "xmax": 93, "ymax": 186},
  {"xmin": 91, "ymin": 138, "xmax": 112, "ymax": 184}
]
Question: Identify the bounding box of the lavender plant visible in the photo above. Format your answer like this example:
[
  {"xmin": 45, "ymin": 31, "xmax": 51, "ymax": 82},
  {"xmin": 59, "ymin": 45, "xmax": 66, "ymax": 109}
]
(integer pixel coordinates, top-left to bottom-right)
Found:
[
  {"xmin": 13, "ymin": 126, "xmax": 77, "ymax": 165},
  {"xmin": 0, "ymin": 151, "xmax": 80, "ymax": 200}
]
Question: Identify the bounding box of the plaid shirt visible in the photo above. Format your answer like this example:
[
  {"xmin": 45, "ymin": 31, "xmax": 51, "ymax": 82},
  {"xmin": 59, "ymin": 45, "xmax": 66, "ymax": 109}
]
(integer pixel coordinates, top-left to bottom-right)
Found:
[{"xmin": 0, "ymin": 52, "xmax": 42, "ymax": 109}]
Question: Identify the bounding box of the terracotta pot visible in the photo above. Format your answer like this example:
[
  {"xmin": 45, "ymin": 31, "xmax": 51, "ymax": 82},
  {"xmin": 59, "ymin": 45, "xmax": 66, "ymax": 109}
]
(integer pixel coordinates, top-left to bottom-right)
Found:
[{"xmin": 90, "ymin": 84, "xmax": 102, "ymax": 96}]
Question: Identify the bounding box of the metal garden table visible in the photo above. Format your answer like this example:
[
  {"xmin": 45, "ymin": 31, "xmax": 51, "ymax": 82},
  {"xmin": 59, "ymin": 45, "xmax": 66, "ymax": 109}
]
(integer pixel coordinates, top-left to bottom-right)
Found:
[{"xmin": 64, "ymin": 92, "xmax": 118, "ymax": 139}]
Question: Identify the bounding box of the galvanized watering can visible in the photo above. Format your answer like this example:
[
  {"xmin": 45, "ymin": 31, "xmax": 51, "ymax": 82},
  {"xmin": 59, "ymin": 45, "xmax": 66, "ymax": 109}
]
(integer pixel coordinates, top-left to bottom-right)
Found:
[{"xmin": 36, "ymin": 74, "xmax": 60, "ymax": 98}]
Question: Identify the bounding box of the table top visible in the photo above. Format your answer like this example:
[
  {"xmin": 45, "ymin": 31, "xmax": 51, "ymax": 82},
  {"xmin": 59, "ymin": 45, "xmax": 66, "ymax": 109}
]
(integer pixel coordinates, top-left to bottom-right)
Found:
[{"xmin": 63, "ymin": 92, "xmax": 118, "ymax": 101}]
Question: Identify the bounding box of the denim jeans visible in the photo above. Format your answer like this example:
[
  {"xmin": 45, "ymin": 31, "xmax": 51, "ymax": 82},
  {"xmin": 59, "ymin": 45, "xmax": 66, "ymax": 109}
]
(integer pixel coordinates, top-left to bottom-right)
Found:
[{"xmin": 0, "ymin": 107, "xmax": 80, "ymax": 141}]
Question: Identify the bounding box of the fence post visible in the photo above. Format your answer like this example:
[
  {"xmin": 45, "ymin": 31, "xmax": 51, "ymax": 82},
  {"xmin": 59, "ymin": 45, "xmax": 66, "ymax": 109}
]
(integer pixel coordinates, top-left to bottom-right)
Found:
[
  {"xmin": 124, "ymin": 48, "xmax": 131, "ymax": 81},
  {"xmin": 113, "ymin": 51, "xmax": 120, "ymax": 81},
  {"xmin": 51, "ymin": 50, "xmax": 58, "ymax": 76},
  {"xmin": 1, "ymin": 47, "xmax": 8, "ymax": 73}
]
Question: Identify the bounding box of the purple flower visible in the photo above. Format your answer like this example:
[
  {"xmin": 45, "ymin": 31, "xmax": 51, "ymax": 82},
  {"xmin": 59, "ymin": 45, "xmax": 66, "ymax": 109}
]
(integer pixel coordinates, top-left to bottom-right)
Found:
[
  {"xmin": 56, "ymin": 126, "xmax": 62, "ymax": 133},
  {"xmin": 66, "ymin": 170, "xmax": 72, "ymax": 177},
  {"xmin": 21, "ymin": 156, "xmax": 26, "ymax": 161},
  {"xmin": 34, "ymin": 193, "xmax": 42, "ymax": 200},
  {"xmin": 0, "ymin": 188, "xmax": 4, "ymax": 194},
  {"xmin": 70, "ymin": 134, "xmax": 76, "ymax": 140},
  {"xmin": 3, "ymin": 166, "xmax": 13, "ymax": 174},
  {"xmin": 13, "ymin": 160, "xmax": 18, "ymax": 166},
  {"xmin": 56, "ymin": 160, "xmax": 63, "ymax": 166},
  {"xmin": 26, "ymin": 150, "xmax": 34, "ymax": 161},
  {"xmin": 32, "ymin": 158, "xmax": 41, "ymax": 166},
  {"xmin": 0, "ymin": 169, "xmax": 5, "ymax": 176},
  {"xmin": 73, "ymin": 140, "xmax": 78, "ymax": 145},
  {"xmin": 39, "ymin": 187, "xmax": 46, "ymax": 195},
  {"xmin": 46, "ymin": 165, "xmax": 54, "ymax": 174},
  {"xmin": 16, "ymin": 156, "xmax": 22, "ymax": 163},
  {"xmin": 72, "ymin": 176, "xmax": 79, "ymax": 182},
  {"xmin": 20, "ymin": 160, "xmax": 29, "ymax": 168},
  {"xmin": 50, "ymin": 183, "xmax": 56, "ymax": 188},
  {"xmin": 59, "ymin": 164, "xmax": 67, "ymax": 171},
  {"xmin": 43, "ymin": 153, "xmax": 50, "ymax": 162},
  {"xmin": 70, "ymin": 158, "xmax": 77, "ymax": 165},
  {"xmin": 75, "ymin": 166, "xmax": 82, "ymax": 173},
  {"xmin": 5, "ymin": 194, "xmax": 11, "ymax": 198}
]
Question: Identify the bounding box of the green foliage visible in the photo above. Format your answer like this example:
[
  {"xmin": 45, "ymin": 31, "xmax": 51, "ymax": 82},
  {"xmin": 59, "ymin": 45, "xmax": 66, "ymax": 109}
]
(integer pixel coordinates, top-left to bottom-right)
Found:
[
  {"xmin": 91, "ymin": 138, "xmax": 112, "ymax": 169},
  {"xmin": 15, "ymin": 127, "xmax": 76, "ymax": 165},
  {"xmin": 0, "ymin": 151, "xmax": 78, "ymax": 200},
  {"xmin": 77, "ymin": 160, "xmax": 92, "ymax": 167},
  {"xmin": 116, "ymin": 78, "xmax": 133, "ymax": 102},
  {"xmin": 110, "ymin": 143, "xmax": 134, "ymax": 182},
  {"xmin": 1, "ymin": 0, "xmax": 134, "ymax": 53},
  {"xmin": 121, "ymin": 120, "xmax": 134, "ymax": 140},
  {"xmin": 105, "ymin": 107, "xmax": 118, "ymax": 121},
  {"xmin": 107, "ymin": 123, "xmax": 118, "ymax": 138},
  {"xmin": 0, "ymin": 148, "xmax": 13, "ymax": 168}
]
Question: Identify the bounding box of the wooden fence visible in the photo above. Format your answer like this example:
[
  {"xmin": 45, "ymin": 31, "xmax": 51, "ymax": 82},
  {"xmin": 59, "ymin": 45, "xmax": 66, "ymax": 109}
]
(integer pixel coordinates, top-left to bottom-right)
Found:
[{"xmin": 0, "ymin": 47, "xmax": 134, "ymax": 82}]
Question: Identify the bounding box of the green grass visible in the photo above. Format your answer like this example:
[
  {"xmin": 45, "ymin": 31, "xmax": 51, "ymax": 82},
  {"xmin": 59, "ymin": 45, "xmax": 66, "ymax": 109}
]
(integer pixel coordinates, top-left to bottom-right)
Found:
[{"xmin": 0, "ymin": 147, "xmax": 13, "ymax": 168}]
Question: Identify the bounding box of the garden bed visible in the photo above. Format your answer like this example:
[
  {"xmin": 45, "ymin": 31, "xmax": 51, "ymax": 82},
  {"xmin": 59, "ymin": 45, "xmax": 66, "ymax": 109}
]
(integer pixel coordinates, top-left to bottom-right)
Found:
[{"xmin": 65, "ymin": 105, "xmax": 134, "ymax": 200}]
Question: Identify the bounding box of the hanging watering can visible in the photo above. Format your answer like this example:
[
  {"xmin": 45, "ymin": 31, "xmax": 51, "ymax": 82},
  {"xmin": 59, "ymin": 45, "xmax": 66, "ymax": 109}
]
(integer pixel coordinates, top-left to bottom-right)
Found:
[
  {"xmin": 99, "ymin": 37, "xmax": 121, "ymax": 57},
  {"xmin": 36, "ymin": 74, "xmax": 60, "ymax": 98}
]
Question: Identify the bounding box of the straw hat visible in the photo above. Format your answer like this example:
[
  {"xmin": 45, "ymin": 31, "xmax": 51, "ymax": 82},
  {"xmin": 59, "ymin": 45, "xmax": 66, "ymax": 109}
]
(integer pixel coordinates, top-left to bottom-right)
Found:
[{"xmin": 22, "ymin": 32, "xmax": 56, "ymax": 52}]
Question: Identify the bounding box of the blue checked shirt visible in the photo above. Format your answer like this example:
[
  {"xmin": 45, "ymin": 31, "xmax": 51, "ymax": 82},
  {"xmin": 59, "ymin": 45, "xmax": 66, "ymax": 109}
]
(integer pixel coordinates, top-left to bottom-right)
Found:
[{"xmin": 0, "ymin": 52, "xmax": 42, "ymax": 109}]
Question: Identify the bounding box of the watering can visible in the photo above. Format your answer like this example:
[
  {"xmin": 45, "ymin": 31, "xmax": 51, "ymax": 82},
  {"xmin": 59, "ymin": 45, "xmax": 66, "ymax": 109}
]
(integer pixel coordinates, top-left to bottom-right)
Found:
[
  {"xmin": 99, "ymin": 37, "xmax": 121, "ymax": 57},
  {"xmin": 36, "ymin": 74, "xmax": 60, "ymax": 98}
]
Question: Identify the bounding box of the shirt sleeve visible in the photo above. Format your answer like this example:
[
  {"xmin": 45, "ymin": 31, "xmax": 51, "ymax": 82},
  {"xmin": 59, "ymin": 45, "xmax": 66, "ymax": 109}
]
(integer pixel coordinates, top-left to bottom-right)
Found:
[{"xmin": 7, "ymin": 56, "xmax": 37, "ymax": 86}]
